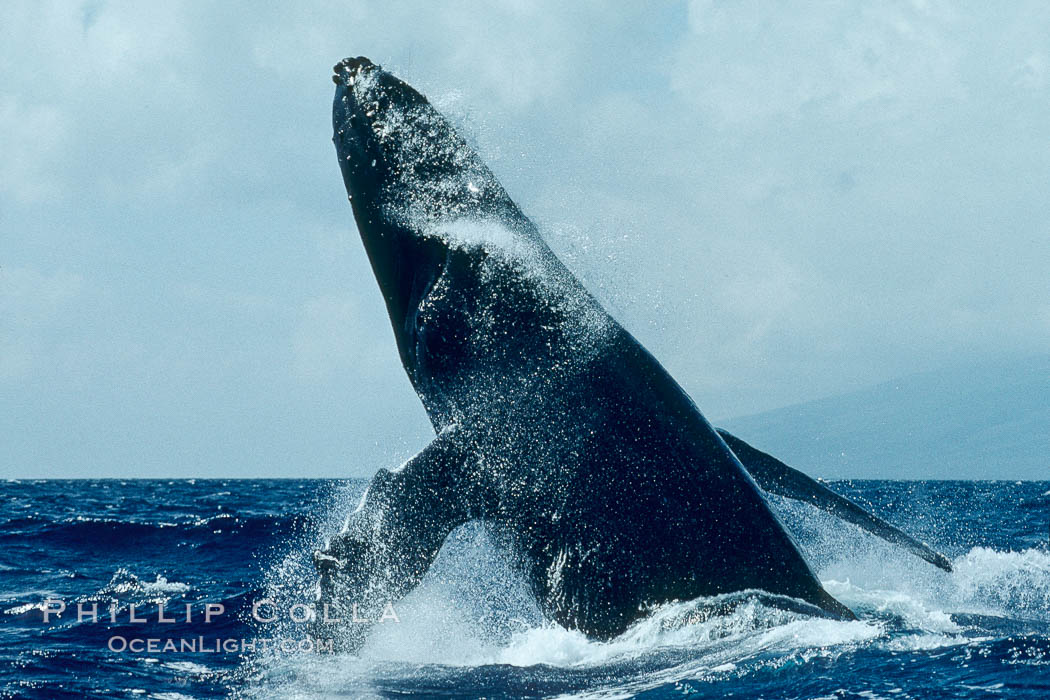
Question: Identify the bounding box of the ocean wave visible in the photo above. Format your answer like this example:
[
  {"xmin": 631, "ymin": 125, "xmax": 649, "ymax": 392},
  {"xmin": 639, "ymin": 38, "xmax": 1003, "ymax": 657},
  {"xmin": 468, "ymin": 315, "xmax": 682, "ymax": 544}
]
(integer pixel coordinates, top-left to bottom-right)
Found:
[
  {"xmin": 3, "ymin": 601, "xmax": 53, "ymax": 617},
  {"xmin": 241, "ymin": 540, "xmax": 1050, "ymax": 698},
  {"xmin": 0, "ymin": 512, "xmax": 304, "ymax": 553},
  {"xmin": 2, "ymin": 568, "xmax": 194, "ymax": 623},
  {"xmin": 93, "ymin": 568, "xmax": 193, "ymax": 600}
]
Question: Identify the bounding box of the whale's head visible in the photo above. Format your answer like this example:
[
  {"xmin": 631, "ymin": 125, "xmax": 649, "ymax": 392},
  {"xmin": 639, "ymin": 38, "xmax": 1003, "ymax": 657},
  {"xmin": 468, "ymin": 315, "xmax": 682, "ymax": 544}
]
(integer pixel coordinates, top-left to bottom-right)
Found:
[
  {"xmin": 331, "ymin": 56, "xmax": 458, "ymax": 359},
  {"xmin": 332, "ymin": 56, "xmax": 522, "ymax": 222},
  {"xmin": 331, "ymin": 57, "xmax": 425, "ymax": 211},
  {"xmin": 331, "ymin": 56, "xmax": 534, "ymax": 239},
  {"xmin": 331, "ymin": 57, "xmax": 541, "ymax": 372}
]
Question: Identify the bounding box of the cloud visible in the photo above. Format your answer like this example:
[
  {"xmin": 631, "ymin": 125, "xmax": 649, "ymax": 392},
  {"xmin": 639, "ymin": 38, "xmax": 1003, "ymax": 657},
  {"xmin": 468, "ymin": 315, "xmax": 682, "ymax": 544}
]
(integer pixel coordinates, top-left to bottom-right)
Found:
[
  {"xmin": 1012, "ymin": 52, "xmax": 1049, "ymax": 90},
  {"xmin": 293, "ymin": 294, "xmax": 369, "ymax": 382},
  {"xmin": 0, "ymin": 97, "xmax": 68, "ymax": 203},
  {"xmin": 672, "ymin": 0, "xmax": 966, "ymax": 126},
  {"xmin": 0, "ymin": 266, "xmax": 83, "ymax": 380},
  {"xmin": 2, "ymin": 1, "xmax": 1049, "ymax": 475}
]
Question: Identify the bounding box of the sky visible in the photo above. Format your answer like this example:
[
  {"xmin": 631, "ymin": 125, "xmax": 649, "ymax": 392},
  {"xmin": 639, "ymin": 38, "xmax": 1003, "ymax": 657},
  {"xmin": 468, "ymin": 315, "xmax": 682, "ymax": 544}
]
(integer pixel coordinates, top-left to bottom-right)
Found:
[{"xmin": 2, "ymin": 1, "xmax": 1049, "ymax": 478}]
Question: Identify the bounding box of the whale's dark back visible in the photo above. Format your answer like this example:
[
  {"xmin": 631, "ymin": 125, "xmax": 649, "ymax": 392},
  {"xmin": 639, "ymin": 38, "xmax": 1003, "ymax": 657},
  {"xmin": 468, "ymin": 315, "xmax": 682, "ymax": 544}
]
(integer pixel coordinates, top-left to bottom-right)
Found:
[
  {"xmin": 330, "ymin": 56, "xmax": 853, "ymax": 636},
  {"xmin": 466, "ymin": 321, "xmax": 852, "ymax": 636}
]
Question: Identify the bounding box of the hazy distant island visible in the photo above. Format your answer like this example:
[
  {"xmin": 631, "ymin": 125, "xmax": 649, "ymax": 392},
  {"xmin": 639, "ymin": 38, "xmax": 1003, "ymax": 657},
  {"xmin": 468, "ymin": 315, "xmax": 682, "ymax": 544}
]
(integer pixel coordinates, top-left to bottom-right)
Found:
[{"xmin": 723, "ymin": 355, "xmax": 1050, "ymax": 480}]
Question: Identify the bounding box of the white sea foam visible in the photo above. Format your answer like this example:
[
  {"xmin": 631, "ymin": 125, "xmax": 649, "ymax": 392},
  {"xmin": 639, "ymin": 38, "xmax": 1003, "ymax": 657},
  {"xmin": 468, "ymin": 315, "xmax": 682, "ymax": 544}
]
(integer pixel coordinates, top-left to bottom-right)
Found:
[
  {"xmin": 951, "ymin": 546, "xmax": 1050, "ymax": 616},
  {"xmin": 242, "ymin": 471, "xmax": 1050, "ymax": 698},
  {"xmin": 161, "ymin": 660, "xmax": 214, "ymax": 677},
  {"xmin": 3, "ymin": 569, "xmax": 192, "ymax": 618},
  {"xmin": 242, "ymin": 534, "xmax": 1050, "ymax": 699},
  {"xmin": 818, "ymin": 545, "xmax": 1050, "ymax": 629},
  {"xmin": 4, "ymin": 601, "xmax": 51, "ymax": 616},
  {"xmin": 491, "ymin": 595, "xmax": 881, "ymax": 669},
  {"xmin": 242, "ymin": 592, "xmax": 880, "ymax": 699},
  {"xmin": 96, "ymin": 568, "xmax": 192, "ymax": 600}
]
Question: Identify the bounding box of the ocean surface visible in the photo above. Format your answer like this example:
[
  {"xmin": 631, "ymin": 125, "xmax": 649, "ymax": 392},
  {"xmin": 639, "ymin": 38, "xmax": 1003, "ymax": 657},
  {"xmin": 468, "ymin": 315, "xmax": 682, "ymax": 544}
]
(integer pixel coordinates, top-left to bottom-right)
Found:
[{"xmin": 1, "ymin": 479, "xmax": 1047, "ymax": 699}]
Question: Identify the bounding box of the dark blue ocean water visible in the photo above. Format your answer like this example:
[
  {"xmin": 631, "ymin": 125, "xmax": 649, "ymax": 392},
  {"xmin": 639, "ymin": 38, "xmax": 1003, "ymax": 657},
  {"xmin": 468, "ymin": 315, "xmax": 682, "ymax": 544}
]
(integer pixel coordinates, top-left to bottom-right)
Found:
[{"xmin": 1, "ymin": 479, "xmax": 1047, "ymax": 699}]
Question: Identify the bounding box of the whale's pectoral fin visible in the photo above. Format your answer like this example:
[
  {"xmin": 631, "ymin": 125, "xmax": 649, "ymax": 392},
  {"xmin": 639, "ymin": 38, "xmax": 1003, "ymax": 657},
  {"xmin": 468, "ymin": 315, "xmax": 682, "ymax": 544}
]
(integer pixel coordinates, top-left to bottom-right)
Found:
[
  {"xmin": 717, "ymin": 429, "xmax": 953, "ymax": 572},
  {"xmin": 313, "ymin": 425, "xmax": 478, "ymax": 651}
]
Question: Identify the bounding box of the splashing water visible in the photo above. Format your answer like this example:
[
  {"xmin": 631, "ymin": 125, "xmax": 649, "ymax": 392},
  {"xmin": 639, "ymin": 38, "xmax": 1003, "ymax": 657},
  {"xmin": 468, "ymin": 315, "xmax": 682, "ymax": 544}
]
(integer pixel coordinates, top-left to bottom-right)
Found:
[{"xmin": 238, "ymin": 480, "xmax": 1050, "ymax": 699}]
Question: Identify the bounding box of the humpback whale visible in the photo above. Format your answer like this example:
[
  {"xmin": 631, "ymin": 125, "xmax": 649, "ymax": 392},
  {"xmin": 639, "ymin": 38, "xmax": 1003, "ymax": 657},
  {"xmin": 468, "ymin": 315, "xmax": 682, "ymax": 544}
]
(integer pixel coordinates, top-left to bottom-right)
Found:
[{"xmin": 315, "ymin": 56, "xmax": 951, "ymax": 649}]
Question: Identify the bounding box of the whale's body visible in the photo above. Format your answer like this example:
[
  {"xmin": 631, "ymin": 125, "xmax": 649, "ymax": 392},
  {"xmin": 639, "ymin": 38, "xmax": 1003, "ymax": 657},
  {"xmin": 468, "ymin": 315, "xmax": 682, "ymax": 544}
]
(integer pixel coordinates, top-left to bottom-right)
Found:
[{"xmin": 316, "ymin": 57, "xmax": 949, "ymax": 649}]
